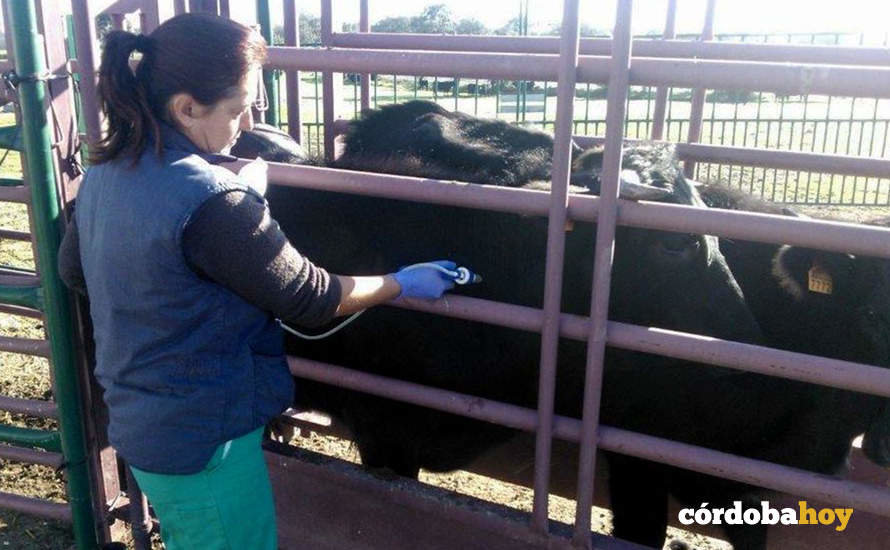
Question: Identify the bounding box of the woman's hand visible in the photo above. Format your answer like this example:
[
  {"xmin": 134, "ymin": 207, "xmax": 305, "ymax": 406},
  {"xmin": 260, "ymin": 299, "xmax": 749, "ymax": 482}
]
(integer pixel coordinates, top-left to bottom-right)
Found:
[{"xmin": 392, "ymin": 260, "xmax": 457, "ymax": 299}]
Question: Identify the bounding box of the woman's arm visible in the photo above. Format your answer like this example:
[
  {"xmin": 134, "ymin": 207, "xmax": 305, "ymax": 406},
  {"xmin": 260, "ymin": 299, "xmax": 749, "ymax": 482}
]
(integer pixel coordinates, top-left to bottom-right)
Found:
[
  {"xmin": 332, "ymin": 274, "xmax": 401, "ymax": 317},
  {"xmin": 58, "ymin": 215, "xmax": 88, "ymax": 296},
  {"xmin": 183, "ymin": 191, "xmax": 454, "ymax": 328}
]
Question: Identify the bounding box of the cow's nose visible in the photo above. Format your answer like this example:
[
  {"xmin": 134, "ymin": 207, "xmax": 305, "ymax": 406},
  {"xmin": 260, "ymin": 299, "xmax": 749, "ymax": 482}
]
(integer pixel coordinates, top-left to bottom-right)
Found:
[{"xmin": 240, "ymin": 109, "xmax": 254, "ymax": 132}]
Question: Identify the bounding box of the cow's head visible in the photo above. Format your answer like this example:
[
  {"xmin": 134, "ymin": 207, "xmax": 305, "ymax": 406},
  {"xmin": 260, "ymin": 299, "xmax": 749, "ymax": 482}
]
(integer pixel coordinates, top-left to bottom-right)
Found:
[
  {"xmin": 771, "ymin": 236, "xmax": 890, "ymax": 467},
  {"xmin": 554, "ymin": 143, "xmax": 762, "ymax": 345}
]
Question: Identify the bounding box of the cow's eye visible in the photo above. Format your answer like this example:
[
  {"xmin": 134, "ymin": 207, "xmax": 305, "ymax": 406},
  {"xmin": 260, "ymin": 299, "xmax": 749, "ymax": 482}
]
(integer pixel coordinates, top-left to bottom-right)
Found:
[{"xmin": 659, "ymin": 233, "xmax": 701, "ymax": 256}]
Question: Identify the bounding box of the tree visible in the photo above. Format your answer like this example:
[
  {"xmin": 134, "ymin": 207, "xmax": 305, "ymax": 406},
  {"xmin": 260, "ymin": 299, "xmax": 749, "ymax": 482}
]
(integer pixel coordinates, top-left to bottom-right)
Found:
[
  {"xmin": 544, "ymin": 21, "xmax": 608, "ymax": 37},
  {"xmin": 494, "ymin": 17, "xmax": 521, "ymax": 36},
  {"xmin": 411, "ymin": 4, "xmax": 455, "ymax": 34},
  {"xmin": 455, "ymin": 18, "xmax": 488, "ymax": 36},
  {"xmin": 299, "ymin": 13, "xmax": 320, "ymax": 45},
  {"xmin": 372, "ymin": 16, "xmax": 412, "ymax": 33}
]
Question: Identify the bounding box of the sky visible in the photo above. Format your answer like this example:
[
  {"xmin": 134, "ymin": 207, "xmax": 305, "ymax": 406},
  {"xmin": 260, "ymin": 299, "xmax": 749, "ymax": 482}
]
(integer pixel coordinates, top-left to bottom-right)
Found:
[{"xmin": 299, "ymin": 0, "xmax": 890, "ymax": 38}]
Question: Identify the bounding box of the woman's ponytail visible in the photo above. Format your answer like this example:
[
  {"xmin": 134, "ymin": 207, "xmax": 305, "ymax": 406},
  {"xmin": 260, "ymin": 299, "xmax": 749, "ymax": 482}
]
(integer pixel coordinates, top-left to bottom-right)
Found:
[{"xmin": 92, "ymin": 30, "xmax": 160, "ymax": 164}]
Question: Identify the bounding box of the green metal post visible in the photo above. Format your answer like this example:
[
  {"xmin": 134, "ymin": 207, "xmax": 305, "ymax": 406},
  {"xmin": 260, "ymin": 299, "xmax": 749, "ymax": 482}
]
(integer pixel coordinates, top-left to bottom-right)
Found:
[
  {"xmin": 9, "ymin": 2, "xmax": 99, "ymax": 549},
  {"xmin": 257, "ymin": 0, "xmax": 280, "ymax": 127}
]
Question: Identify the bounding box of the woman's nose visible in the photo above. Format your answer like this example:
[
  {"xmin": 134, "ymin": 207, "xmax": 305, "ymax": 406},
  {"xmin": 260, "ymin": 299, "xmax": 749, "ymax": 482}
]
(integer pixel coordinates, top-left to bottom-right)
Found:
[{"xmin": 240, "ymin": 109, "xmax": 254, "ymax": 132}]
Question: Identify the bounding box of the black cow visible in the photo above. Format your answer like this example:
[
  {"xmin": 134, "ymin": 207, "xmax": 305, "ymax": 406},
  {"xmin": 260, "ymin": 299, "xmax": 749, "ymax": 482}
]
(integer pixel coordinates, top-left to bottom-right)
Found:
[
  {"xmin": 256, "ymin": 101, "xmax": 763, "ymax": 529},
  {"xmin": 239, "ymin": 108, "xmax": 890, "ymax": 549},
  {"xmin": 606, "ymin": 183, "xmax": 890, "ymax": 549},
  {"xmin": 434, "ymin": 79, "xmax": 457, "ymax": 93}
]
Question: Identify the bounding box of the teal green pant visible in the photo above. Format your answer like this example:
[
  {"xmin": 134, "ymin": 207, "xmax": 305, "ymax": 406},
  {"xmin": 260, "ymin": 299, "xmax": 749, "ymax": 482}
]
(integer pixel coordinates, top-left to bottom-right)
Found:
[{"xmin": 130, "ymin": 427, "xmax": 277, "ymax": 550}]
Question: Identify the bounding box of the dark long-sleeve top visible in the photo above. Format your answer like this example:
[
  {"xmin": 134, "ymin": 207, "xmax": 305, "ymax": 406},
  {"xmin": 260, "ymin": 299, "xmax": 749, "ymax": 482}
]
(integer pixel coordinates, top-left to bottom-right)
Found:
[{"xmin": 59, "ymin": 189, "xmax": 342, "ymax": 328}]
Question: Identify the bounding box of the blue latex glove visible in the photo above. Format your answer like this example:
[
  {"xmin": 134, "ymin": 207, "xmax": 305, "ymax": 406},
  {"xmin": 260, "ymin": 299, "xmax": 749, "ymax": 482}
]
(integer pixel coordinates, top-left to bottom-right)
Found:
[{"xmin": 393, "ymin": 260, "xmax": 457, "ymax": 299}]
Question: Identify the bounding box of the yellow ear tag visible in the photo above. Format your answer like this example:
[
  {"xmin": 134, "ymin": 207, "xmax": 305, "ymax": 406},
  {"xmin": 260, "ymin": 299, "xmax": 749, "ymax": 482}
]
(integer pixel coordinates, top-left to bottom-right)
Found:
[{"xmin": 808, "ymin": 263, "xmax": 833, "ymax": 295}]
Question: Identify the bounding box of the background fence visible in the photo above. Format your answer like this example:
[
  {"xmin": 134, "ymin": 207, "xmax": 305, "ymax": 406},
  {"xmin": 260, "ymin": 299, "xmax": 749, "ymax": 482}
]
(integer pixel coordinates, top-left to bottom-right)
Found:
[{"xmin": 271, "ymin": 29, "xmax": 890, "ymax": 207}]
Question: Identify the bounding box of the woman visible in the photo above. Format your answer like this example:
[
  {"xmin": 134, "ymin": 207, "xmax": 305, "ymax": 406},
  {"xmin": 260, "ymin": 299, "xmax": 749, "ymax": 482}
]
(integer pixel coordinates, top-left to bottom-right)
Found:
[{"xmin": 58, "ymin": 13, "xmax": 456, "ymax": 550}]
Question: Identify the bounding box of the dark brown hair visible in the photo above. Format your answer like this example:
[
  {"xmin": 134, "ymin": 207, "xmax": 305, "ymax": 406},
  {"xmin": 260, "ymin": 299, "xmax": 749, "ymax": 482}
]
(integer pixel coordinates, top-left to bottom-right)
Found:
[{"xmin": 92, "ymin": 13, "xmax": 267, "ymax": 164}]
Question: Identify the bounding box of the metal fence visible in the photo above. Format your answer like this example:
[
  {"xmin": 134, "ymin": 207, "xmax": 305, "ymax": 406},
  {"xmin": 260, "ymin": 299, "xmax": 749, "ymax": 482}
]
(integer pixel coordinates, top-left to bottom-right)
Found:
[{"xmin": 277, "ymin": 29, "xmax": 890, "ymax": 206}]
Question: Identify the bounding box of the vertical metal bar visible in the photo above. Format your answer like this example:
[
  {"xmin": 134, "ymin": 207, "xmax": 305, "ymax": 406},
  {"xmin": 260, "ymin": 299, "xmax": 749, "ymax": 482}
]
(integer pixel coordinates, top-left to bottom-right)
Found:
[
  {"xmin": 219, "ymin": 0, "xmax": 230, "ymax": 18},
  {"xmin": 193, "ymin": 0, "xmax": 217, "ymax": 14},
  {"xmin": 174, "ymin": 0, "xmax": 188, "ymax": 15},
  {"xmin": 684, "ymin": 0, "xmax": 716, "ymax": 178},
  {"xmin": 110, "ymin": 13, "xmax": 124, "ymax": 31},
  {"xmin": 650, "ymin": 0, "xmax": 676, "ymax": 140},
  {"xmin": 573, "ymin": 0, "xmax": 633, "ymax": 544},
  {"xmin": 454, "ymin": 78, "xmax": 459, "ymax": 111},
  {"xmin": 818, "ymin": 95, "xmax": 833, "ymax": 202},
  {"xmin": 283, "ymin": 0, "xmax": 302, "ymax": 143},
  {"xmin": 257, "ymin": 0, "xmax": 280, "ymax": 127},
  {"xmin": 495, "ymin": 78, "xmax": 501, "ymax": 117},
  {"xmin": 125, "ymin": 467, "xmax": 151, "ymax": 550},
  {"xmin": 530, "ymin": 0, "xmax": 580, "ymax": 534},
  {"xmin": 321, "ymin": 0, "xmax": 335, "ymax": 161},
  {"xmin": 840, "ymin": 97, "xmax": 856, "ymax": 203},
  {"xmin": 140, "ymin": 2, "xmax": 160, "ymax": 34},
  {"xmin": 359, "ymin": 0, "xmax": 371, "ymax": 112},
  {"xmin": 69, "ymin": 0, "xmax": 102, "ymax": 151},
  {"xmin": 775, "ymin": 94, "xmax": 786, "ymax": 201},
  {"xmin": 36, "ymin": 0, "xmax": 82, "ymax": 206},
  {"xmin": 9, "ymin": 2, "xmax": 98, "ymax": 548},
  {"xmin": 868, "ymin": 98, "xmax": 881, "ymax": 205}
]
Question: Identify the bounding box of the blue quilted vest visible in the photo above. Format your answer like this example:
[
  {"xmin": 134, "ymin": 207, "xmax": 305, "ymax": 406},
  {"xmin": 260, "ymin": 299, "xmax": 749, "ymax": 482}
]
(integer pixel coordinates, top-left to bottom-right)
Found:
[{"xmin": 75, "ymin": 125, "xmax": 294, "ymax": 474}]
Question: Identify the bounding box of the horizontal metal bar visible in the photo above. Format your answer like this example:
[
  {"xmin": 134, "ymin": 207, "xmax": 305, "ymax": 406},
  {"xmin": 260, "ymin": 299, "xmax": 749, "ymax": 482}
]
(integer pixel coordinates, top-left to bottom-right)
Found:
[
  {"xmin": 331, "ymin": 32, "xmax": 890, "ymax": 67},
  {"xmin": 0, "ymin": 395, "xmax": 58, "ymax": 419},
  {"xmin": 619, "ymin": 57, "xmax": 890, "ymax": 99},
  {"xmin": 0, "ymin": 184, "xmax": 30, "ymax": 203},
  {"xmin": 394, "ymin": 294, "xmax": 890, "ymax": 398},
  {"xmin": 0, "ymin": 266, "xmax": 36, "ymax": 277},
  {"xmin": 0, "ymin": 335, "xmax": 51, "ymax": 357},
  {"xmin": 596, "ymin": 426, "xmax": 890, "ymax": 518},
  {"xmin": 0, "ymin": 303, "xmax": 43, "ymax": 319},
  {"xmin": 0, "ymin": 425, "xmax": 62, "ymax": 452},
  {"xmin": 0, "ymin": 276, "xmax": 43, "ymax": 310},
  {"xmin": 286, "ymin": 355, "xmax": 890, "ymax": 517},
  {"xmin": 0, "ymin": 491, "xmax": 72, "ymax": 522},
  {"xmin": 573, "ymin": 136, "xmax": 890, "ymax": 179},
  {"xmin": 0, "ymin": 178, "xmax": 25, "ymax": 187},
  {"xmin": 0, "ymin": 444, "xmax": 64, "ymax": 468},
  {"xmin": 265, "ymin": 47, "xmax": 890, "ymax": 98},
  {"xmin": 615, "ymin": 200, "xmax": 890, "ymax": 259},
  {"xmin": 252, "ymin": 160, "xmax": 890, "ymax": 259},
  {"xmin": 266, "ymin": 47, "xmax": 559, "ymax": 81},
  {"xmin": 0, "ymin": 273, "xmax": 40, "ymax": 286},
  {"xmin": 0, "ymin": 228, "xmax": 32, "ymax": 241}
]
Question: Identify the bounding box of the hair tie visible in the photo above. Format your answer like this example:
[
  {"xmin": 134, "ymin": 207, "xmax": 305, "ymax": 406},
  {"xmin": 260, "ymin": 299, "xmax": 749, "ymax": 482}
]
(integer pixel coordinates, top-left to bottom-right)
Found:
[{"xmin": 134, "ymin": 34, "xmax": 152, "ymax": 53}]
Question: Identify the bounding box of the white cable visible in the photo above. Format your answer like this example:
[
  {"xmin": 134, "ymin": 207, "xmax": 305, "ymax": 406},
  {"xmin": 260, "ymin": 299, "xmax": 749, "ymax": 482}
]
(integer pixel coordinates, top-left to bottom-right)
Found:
[{"xmin": 278, "ymin": 310, "xmax": 364, "ymax": 341}]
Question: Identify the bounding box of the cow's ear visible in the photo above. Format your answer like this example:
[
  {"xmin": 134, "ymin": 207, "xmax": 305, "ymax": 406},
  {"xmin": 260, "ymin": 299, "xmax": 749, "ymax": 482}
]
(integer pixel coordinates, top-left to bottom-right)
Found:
[{"xmin": 772, "ymin": 246, "xmax": 852, "ymax": 300}]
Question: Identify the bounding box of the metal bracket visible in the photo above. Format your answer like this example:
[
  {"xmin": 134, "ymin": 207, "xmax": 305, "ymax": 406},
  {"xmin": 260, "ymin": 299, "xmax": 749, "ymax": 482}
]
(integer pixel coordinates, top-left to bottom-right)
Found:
[{"xmin": 2, "ymin": 69, "xmax": 72, "ymax": 89}]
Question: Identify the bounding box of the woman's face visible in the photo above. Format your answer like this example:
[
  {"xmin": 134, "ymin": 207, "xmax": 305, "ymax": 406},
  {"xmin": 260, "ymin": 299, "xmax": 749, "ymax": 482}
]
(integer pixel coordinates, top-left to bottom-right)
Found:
[{"xmin": 181, "ymin": 68, "xmax": 260, "ymax": 154}]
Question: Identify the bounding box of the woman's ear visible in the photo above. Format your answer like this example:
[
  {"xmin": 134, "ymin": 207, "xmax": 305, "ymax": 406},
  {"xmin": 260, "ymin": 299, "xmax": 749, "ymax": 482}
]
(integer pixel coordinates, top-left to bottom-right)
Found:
[{"xmin": 168, "ymin": 92, "xmax": 201, "ymax": 129}]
